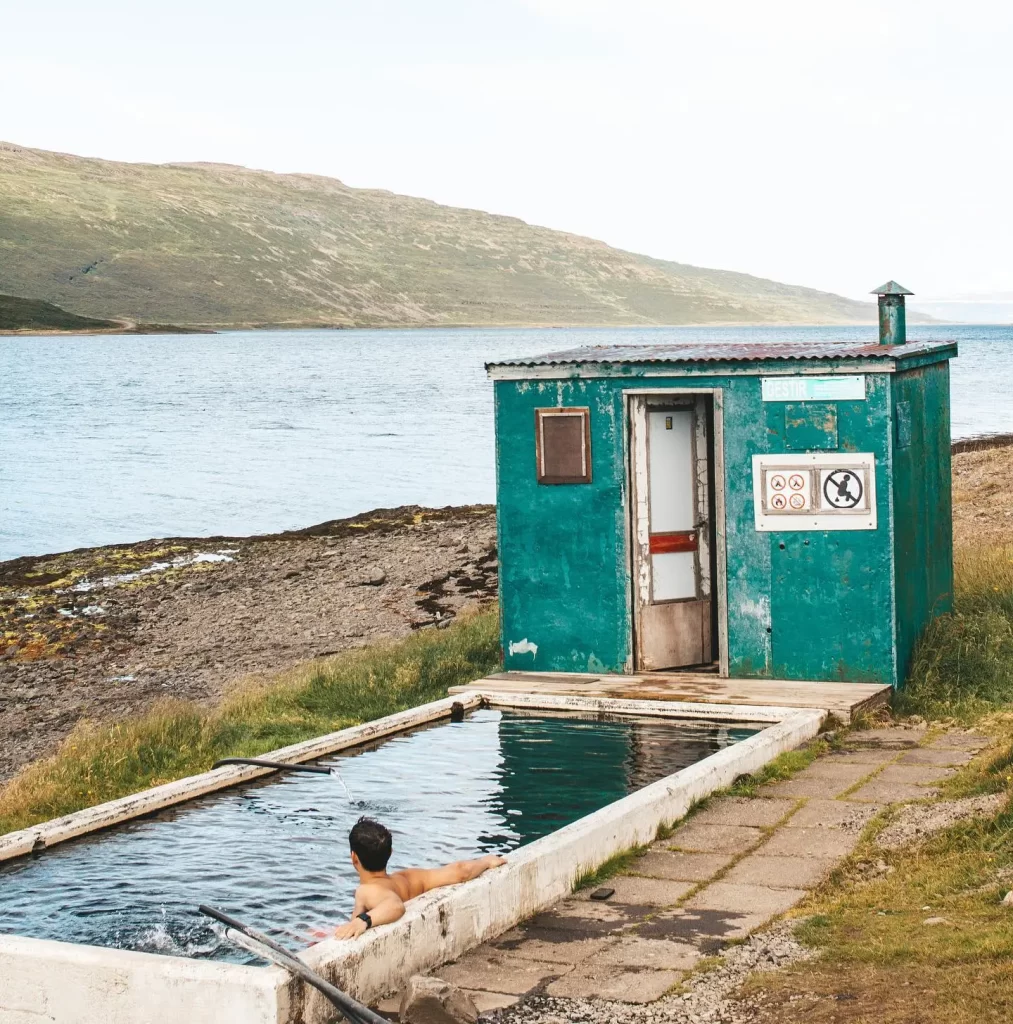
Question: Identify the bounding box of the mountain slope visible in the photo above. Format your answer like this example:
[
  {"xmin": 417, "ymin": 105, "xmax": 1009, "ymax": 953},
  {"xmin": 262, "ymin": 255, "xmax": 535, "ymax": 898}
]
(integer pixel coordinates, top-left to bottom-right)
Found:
[{"xmin": 0, "ymin": 141, "xmax": 880, "ymax": 329}]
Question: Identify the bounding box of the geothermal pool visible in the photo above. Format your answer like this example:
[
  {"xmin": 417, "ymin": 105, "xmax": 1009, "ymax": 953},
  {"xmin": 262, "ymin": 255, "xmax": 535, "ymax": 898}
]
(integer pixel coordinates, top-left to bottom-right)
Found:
[{"xmin": 0, "ymin": 709, "xmax": 755, "ymax": 963}]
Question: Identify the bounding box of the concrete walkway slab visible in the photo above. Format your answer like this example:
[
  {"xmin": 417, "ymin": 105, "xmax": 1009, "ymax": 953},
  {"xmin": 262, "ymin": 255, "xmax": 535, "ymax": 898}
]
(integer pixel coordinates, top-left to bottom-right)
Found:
[
  {"xmin": 633, "ymin": 850, "xmax": 735, "ymax": 881},
  {"xmin": 819, "ymin": 749, "xmax": 900, "ymax": 766},
  {"xmin": 847, "ymin": 779, "xmax": 939, "ymax": 803},
  {"xmin": 897, "ymin": 748, "xmax": 973, "ymax": 767},
  {"xmin": 489, "ymin": 930, "xmax": 613, "ymax": 965},
  {"xmin": 927, "ymin": 732, "xmax": 990, "ymax": 751},
  {"xmin": 690, "ymin": 796, "xmax": 796, "ymax": 828},
  {"xmin": 759, "ymin": 825, "xmax": 859, "ymax": 858},
  {"xmin": 578, "ymin": 876, "xmax": 692, "ymax": 908},
  {"xmin": 723, "ymin": 853, "xmax": 838, "ymax": 889},
  {"xmin": 682, "ymin": 881, "xmax": 808, "ymax": 918},
  {"xmin": 587, "ymin": 936, "xmax": 702, "ymax": 971},
  {"xmin": 636, "ymin": 908, "xmax": 769, "ymax": 946},
  {"xmin": 761, "ymin": 776, "xmax": 856, "ymax": 799},
  {"xmin": 794, "ymin": 761, "xmax": 875, "ymax": 785},
  {"xmin": 876, "ymin": 764, "xmax": 957, "ymax": 785},
  {"xmin": 461, "ymin": 989, "xmax": 520, "ymax": 1013},
  {"xmin": 545, "ymin": 964, "xmax": 684, "ymax": 1003},
  {"xmin": 525, "ymin": 899, "xmax": 647, "ymax": 937},
  {"xmin": 667, "ymin": 821, "xmax": 764, "ymax": 854},
  {"xmin": 786, "ymin": 799, "xmax": 881, "ymax": 830},
  {"xmin": 436, "ymin": 950, "xmax": 570, "ymax": 995},
  {"xmin": 845, "ymin": 727, "xmax": 926, "ymax": 748}
]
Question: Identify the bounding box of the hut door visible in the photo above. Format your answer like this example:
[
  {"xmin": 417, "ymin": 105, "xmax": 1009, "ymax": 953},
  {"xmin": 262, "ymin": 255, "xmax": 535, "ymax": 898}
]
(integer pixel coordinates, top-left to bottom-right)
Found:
[{"xmin": 630, "ymin": 396, "xmax": 714, "ymax": 670}]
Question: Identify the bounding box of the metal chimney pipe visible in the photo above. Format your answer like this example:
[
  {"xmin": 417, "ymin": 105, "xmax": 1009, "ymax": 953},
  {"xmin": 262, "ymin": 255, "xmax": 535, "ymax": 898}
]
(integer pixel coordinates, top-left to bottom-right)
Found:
[{"xmin": 870, "ymin": 281, "xmax": 914, "ymax": 345}]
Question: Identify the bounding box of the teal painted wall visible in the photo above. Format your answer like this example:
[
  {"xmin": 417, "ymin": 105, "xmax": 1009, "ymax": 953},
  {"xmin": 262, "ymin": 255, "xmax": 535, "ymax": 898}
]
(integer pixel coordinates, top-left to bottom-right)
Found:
[
  {"xmin": 495, "ymin": 358, "xmax": 951, "ymax": 685},
  {"xmin": 891, "ymin": 361, "xmax": 954, "ymax": 686}
]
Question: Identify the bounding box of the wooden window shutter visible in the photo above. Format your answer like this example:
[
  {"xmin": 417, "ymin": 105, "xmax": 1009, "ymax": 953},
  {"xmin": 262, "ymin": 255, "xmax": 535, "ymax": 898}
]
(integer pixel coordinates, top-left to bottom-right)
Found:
[{"xmin": 535, "ymin": 408, "xmax": 591, "ymax": 484}]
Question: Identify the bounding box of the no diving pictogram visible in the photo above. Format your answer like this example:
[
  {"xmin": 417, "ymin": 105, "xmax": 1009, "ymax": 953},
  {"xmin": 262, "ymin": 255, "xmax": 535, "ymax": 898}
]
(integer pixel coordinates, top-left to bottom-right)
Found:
[{"xmin": 823, "ymin": 469, "xmax": 864, "ymax": 509}]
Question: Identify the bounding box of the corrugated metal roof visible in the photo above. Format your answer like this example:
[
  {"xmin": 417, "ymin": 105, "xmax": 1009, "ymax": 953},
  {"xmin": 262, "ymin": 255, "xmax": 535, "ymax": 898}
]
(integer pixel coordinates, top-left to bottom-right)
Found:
[{"xmin": 487, "ymin": 339, "xmax": 956, "ymax": 370}]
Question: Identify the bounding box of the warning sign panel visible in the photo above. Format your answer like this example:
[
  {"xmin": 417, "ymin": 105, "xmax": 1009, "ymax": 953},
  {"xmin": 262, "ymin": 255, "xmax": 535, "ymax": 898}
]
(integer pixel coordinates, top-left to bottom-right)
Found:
[{"xmin": 753, "ymin": 453, "xmax": 876, "ymax": 531}]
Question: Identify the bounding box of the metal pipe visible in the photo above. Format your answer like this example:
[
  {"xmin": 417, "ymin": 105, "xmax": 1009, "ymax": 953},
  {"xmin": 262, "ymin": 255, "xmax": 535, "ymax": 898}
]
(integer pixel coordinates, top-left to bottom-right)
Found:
[
  {"xmin": 870, "ymin": 280, "xmax": 913, "ymax": 345},
  {"xmin": 878, "ymin": 293, "xmax": 906, "ymax": 346},
  {"xmin": 211, "ymin": 757, "xmax": 332, "ymax": 775},
  {"xmin": 198, "ymin": 905, "xmax": 387, "ymax": 1024}
]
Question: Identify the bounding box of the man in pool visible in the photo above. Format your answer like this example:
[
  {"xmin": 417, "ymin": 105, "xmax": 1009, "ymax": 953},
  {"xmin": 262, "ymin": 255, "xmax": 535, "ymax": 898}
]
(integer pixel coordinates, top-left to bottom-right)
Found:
[{"xmin": 331, "ymin": 816, "xmax": 506, "ymax": 939}]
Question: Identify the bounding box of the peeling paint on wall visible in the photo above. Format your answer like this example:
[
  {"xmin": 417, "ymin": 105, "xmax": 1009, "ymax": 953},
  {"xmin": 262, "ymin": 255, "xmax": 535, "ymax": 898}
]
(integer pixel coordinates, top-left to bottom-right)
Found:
[{"xmin": 508, "ymin": 638, "xmax": 538, "ymax": 658}]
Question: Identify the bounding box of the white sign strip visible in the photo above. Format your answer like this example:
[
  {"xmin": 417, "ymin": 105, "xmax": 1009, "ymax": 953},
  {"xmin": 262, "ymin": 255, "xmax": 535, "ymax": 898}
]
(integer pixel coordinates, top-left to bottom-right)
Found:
[{"xmin": 761, "ymin": 375, "xmax": 866, "ymax": 402}]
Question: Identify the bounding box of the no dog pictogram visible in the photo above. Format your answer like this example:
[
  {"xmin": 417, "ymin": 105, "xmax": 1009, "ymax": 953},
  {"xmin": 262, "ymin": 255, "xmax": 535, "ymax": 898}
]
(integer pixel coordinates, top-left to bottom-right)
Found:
[{"xmin": 823, "ymin": 469, "xmax": 864, "ymax": 509}]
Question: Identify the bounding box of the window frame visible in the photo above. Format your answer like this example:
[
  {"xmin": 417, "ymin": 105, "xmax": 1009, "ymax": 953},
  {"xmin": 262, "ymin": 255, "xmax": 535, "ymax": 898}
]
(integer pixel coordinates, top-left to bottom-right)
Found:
[{"xmin": 534, "ymin": 406, "xmax": 592, "ymax": 485}]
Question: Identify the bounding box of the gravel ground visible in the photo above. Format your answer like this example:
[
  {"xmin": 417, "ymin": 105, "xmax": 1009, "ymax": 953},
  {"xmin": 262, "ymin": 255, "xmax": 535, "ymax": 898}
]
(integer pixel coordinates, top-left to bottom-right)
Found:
[
  {"xmin": 492, "ymin": 921, "xmax": 813, "ymax": 1024},
  {"xmin": 876, "ymin": 792, "xmax": 1008, "ymax": 850},
  {"xmin": 0, "ymin": 505, "xmax": 497, "ymax": 782}
]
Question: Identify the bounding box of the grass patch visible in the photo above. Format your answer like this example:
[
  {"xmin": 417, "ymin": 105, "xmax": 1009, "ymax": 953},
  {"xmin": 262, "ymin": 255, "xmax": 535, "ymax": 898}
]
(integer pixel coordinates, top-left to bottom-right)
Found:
[
  {"xmin": 0, "ymin": 607, "xmax": 500, "ymax": 835},
  {"xmin": 573, "ymin": 844, "xmax": 649, "ymax": 891},
  {"xmin": 727, "ymin": 737, "xmax": 831, "ymax": 797},
  {"xmin": 900, "ymin": 542, "xmax": 1013, "ymax": 722}
]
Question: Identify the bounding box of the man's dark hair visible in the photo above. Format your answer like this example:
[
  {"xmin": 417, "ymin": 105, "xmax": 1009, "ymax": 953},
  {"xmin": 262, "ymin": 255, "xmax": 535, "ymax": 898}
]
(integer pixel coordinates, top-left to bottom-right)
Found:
[{"xmin": 349, "ymin": 816, "xmax": 393, "ymax": 871}]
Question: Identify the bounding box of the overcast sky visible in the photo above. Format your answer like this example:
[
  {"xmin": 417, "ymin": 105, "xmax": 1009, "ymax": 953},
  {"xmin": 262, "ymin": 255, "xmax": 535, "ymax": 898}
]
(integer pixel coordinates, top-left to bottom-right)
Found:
[{"xmin": 5, "ymin": 0, "xmax": 1012, "ymax": 317}]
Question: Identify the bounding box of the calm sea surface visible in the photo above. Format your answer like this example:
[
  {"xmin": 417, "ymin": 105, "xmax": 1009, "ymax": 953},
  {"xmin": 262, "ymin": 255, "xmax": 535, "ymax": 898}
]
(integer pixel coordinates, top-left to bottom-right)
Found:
[{"xmin": 1, "ymin": 324, "xmax": 1009, "ymax": 563}]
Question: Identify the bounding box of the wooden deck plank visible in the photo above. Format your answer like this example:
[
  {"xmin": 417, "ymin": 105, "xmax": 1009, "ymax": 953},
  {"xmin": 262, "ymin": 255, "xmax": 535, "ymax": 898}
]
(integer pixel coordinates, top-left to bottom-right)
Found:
[{"xmin": 450, "ymin": 672, "xmax": 891, "ymax": 723}]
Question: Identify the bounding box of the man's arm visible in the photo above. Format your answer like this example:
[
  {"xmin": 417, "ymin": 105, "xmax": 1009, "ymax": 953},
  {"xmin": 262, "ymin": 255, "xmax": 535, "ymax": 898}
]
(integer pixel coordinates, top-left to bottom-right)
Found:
[
  {"xmin": 332, "ymin": 883, "xmax": 406, "ymax": 940},
  {"xmin": 412, "ymin": 853, "xmax": 507, "ymax": 893}
]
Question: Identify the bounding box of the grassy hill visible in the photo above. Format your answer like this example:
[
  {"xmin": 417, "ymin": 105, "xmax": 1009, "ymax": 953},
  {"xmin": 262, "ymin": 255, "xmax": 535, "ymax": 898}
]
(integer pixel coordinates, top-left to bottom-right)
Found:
[
  {"xmin": 0, "ymin": 293, "xmax": 122, "ymax": 332},
  {"xmin": 0, "ymin": 141, "xmax": 884, "ymax": 329}
]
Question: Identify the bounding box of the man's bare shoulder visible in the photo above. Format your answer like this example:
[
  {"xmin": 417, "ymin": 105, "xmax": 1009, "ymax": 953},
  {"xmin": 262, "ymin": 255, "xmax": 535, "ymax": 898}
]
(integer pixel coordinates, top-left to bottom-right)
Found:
[{"xmin": 355, "ymin": 877, "xmax": 405, "ymax": 906}]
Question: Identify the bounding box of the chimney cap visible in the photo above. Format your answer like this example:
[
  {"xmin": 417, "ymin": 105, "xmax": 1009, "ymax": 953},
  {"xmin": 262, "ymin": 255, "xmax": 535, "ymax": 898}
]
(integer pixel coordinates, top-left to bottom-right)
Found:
[{"xmin": 870, "ymin": 280, "xmax": 914, "ymax": 296}]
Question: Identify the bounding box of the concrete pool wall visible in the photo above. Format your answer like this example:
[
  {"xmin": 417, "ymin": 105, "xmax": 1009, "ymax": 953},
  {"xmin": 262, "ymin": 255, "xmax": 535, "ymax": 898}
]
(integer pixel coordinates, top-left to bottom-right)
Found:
[{"xmin": 0, "ymin": 693, "xmax": 824, "ymax": 1024}]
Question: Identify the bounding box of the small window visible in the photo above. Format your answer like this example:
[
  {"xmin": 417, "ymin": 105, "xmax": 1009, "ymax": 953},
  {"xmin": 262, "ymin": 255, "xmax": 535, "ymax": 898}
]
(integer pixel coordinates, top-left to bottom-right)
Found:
[{"xmin": 535, "ymin": 407, "xmax": 591, "ymax": 484}]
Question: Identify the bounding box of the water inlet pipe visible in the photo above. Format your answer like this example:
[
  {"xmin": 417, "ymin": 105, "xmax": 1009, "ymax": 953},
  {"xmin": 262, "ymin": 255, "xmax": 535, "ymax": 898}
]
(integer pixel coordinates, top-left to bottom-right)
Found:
[
  {"xmin": 211, "ymin": 757, "xmax": 332, "ymax": 775},
  {"xmin": 198, "ymin": 905, "xmax": 387, "ymax": 1024}
]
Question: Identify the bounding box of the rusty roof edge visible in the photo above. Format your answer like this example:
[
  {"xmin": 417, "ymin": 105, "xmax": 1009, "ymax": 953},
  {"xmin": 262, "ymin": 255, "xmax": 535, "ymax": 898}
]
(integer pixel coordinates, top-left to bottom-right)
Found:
[{"xmin": 485, "ymin": 339, "xmax": 958, "ymax": 373}]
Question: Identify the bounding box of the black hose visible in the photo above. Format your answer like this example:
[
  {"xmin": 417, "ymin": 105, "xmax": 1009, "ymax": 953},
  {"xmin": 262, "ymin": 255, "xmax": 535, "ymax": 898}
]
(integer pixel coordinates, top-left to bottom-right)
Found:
[
  {"xmin": 211, "ymin": 757, "xmax": 332, "ymax": 775},
  {"xmin": 198, "ymin": 905, "xmax": 386, "ymax": 1024}
]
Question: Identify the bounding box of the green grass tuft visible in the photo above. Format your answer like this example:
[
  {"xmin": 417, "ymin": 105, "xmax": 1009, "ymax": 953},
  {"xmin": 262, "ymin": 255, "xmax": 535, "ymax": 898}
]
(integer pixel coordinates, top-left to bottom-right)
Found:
[
  {"xmin": 573, "ymin": 845, "xmax": 649, "ymax": 891},
  {"xmin": 899, "ymin": 543, "xmax": 1013, "ymax": 722},
  {"xmin": 727, "ymin": 738, "xmax": 830, "ymax": 797},
  {"xmin": 0, "ymin": 608, "xmax": 500, "ymax": 835}
]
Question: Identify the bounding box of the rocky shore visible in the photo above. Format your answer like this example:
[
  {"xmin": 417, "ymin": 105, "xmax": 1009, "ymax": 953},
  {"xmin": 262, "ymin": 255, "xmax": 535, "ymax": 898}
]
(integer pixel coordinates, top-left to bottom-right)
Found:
[{"xmin": 0, "ymin": 505, "xmax": 497, "ymax": 782}]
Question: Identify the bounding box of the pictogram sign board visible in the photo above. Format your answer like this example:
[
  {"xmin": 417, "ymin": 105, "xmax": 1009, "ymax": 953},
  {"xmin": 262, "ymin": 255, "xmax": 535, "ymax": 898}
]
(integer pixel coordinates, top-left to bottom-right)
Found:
[{"xmin": 752, "ymin": 452, "xmax": 877, "ymax": 531}]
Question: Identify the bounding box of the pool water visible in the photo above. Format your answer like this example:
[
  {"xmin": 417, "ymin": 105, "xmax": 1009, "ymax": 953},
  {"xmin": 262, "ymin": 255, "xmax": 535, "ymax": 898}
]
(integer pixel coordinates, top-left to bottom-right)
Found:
[{"xmin": 0, "ymin": 709, "xmax": 755, "ymax": 962}]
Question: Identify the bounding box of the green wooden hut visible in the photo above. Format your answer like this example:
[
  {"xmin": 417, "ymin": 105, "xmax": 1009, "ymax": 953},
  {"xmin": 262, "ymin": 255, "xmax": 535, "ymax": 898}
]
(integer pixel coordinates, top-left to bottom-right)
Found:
[{"xmin": 488, "ymin": 303, "xmax": 955, "ymax": 688}]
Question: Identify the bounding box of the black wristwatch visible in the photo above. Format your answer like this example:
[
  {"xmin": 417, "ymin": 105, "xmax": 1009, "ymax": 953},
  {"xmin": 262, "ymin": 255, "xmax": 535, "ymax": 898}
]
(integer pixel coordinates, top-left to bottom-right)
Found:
[{"xmin": 356, "ymin": 912, "xmax": 373, "ymax": 930}]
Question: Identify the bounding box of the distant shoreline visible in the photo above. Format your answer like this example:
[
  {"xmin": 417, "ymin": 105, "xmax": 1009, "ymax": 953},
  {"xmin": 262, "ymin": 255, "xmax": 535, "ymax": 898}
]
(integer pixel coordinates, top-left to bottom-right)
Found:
[
  {"xmin": 0, "ymin": 324, "xmax": 215, "ymax": 336},
  {"xmin": 2, "ymin": 318, "xmax": 979, "ymax": 337}
]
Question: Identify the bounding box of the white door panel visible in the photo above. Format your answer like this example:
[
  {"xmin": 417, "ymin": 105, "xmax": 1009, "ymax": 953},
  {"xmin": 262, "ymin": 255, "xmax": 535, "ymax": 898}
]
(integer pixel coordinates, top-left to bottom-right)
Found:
[
  {"xmin": 651, "ymin": 550, "xmax": 697, "ymax": 601},
  {"xmin": 647, "ymin": 410, "xmax": 695, "ymax": 533}
]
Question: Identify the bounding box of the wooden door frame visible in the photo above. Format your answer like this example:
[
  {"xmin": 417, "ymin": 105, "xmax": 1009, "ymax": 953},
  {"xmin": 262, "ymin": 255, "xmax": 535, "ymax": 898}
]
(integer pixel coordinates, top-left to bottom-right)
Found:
[{"xmin": 622, "ymin": 388, "xmax": 729, "ymax": 677}]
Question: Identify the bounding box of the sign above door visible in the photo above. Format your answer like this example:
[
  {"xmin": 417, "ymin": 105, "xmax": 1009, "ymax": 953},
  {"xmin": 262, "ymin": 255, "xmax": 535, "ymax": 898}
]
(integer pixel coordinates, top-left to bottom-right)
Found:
[{"xmin": 761, "ymin": 376, "xmax": 866, "ymax": 402}]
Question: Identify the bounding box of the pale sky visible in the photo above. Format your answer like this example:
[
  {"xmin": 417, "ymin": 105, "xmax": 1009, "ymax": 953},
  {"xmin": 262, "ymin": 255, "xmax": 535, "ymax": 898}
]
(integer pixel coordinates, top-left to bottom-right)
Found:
[{"xmin": 4, "ymin": 0, "xmax": 1012, "ymax": 317}]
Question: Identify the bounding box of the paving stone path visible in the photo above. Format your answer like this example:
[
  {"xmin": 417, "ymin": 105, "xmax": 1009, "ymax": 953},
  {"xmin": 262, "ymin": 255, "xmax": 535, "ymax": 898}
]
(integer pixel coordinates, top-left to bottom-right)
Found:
[{"xmin": 408, "ymin": 724, "xmax": 988, "ymax": 1017}]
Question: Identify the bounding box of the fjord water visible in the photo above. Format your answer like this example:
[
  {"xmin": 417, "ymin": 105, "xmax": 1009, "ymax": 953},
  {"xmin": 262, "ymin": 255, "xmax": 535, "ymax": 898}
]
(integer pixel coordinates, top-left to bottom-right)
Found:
[
  {"xmin": 0, "ymin": 324, "xmax": 1008, "ymax": 563},
  {"xmin": 0, "ymin": 709, "xmax": 755, "ymax": 961}
]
